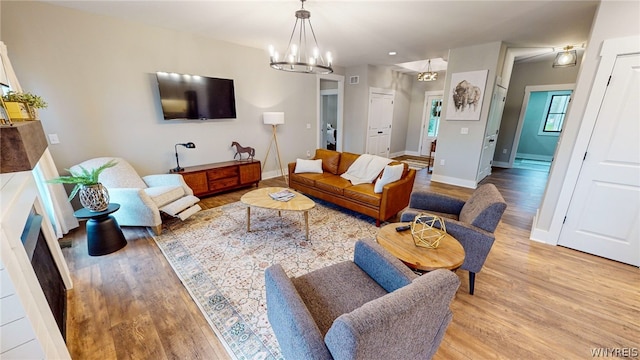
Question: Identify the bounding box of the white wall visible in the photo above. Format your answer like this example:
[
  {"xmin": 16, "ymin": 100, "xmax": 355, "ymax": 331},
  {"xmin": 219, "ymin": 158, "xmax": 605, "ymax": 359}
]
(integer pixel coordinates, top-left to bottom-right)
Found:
[
  {"xmin": 533, "ymin": 0, "xmax": 640, "ymax": 242},
  {"xmin": 342, "ymin": 64, "xmax": 413, "ymax": 155},
  {"xmin": 431, "ymin": 41, "xmax": 502, "ymax": 188},
  {"xmin": 1, "ymin": 1, "xmax": 325, "ymax": 177},
  {"xmin": 404, "ymin": 71, "xmax": 446, "ymax": 154},
  {"xmin": 494, "ymin": 58, "xmax": 582, "ymax": 164}
]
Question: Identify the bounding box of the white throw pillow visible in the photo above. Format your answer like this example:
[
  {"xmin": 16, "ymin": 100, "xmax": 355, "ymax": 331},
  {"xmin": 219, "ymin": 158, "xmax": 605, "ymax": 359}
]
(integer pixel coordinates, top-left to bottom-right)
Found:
[
  {"xmin": 294, "ymin": 158, "xmax": 323, "ymax": 174},
  {"xmin": 374, "ymin": 164, "xmax": 404, "ymax": 193}
]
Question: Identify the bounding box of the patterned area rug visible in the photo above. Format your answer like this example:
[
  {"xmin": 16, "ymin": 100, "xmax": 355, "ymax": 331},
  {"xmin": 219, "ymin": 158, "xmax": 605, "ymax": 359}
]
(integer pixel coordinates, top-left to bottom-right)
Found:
[
  {"xmin": 400, "ymin": 158, "xmax": 431, "ymax": 170},
  {"xmin": 152, "ymin": 199, "xmax": 381, "ymax": 359}
]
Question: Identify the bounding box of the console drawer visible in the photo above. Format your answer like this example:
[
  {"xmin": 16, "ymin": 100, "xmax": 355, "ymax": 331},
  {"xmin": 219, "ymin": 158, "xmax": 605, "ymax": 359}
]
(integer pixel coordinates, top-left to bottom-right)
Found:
[{"xmin": 207, "ymin": 167, "xmax": 238, "ymax": 180}]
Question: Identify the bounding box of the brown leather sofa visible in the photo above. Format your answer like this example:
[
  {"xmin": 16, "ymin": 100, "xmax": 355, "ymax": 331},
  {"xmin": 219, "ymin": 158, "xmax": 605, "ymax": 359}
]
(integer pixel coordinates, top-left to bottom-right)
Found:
[{"xmin": 288, "ymin": 149, "xmax": 416, "ymax": 226}]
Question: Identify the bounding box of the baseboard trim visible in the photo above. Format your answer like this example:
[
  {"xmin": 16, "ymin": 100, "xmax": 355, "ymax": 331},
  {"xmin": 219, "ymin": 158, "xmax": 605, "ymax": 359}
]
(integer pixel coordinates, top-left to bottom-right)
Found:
[
  {"xmin": 430, "ymin": 174, "xmax": 477, "ymax": 189},
  {"xmin": 515, "ymin": 153, "xmax": 553, "ymax": 162},
  {"xmin": 492, "ymin": 161, "xmax": 511, "ymax": 168},
  {"xmin": 529, "ymin": 209, "xmax": 556, "ymax": 245}
]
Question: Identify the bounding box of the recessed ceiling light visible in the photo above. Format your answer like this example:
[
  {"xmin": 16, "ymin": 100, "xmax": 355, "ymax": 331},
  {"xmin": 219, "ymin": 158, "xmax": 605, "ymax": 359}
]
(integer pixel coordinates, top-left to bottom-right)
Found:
[{"xmin": 388, "ymin": 51, "xmax": 397, "ymax": 56}]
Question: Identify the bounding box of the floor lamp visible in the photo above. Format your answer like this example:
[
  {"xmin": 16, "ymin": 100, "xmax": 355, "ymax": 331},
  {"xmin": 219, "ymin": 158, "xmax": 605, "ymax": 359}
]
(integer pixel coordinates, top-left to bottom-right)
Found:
[{"xmin": 262, "ymin": 112, "xmax": 287, "ymax": 182}]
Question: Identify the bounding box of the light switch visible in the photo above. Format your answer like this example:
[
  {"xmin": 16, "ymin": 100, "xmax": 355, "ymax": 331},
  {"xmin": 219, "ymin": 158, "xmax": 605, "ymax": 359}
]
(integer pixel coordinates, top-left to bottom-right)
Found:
[
  {"xmin": 306, "ymin": 123, "xmax": 311, "ymax": 129},
  {"xmin": 48, "ymin": 134, "xmax": 60, "ymax": 144},
  {"xmin": 460, "ymin": 127, "xmax": 469, "ymax": 135}
]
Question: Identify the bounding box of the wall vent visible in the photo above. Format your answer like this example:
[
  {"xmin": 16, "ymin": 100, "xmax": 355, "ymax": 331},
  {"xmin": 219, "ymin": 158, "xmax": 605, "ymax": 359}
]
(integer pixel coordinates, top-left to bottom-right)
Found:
[{"xmin": 349, "ymin": 76, "xmax": 359, "ymax": 85}]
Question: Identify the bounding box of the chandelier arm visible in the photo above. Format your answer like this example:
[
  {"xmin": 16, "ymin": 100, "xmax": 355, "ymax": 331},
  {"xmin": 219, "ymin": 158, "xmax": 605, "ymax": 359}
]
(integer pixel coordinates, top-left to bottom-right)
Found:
[
  {"xmin": 285, "ymin": 18, "xmax": 300, "ymax": 62},
  {"xmin": 307, "ymin": 20, "xmax": 326, "ymax": 64}
]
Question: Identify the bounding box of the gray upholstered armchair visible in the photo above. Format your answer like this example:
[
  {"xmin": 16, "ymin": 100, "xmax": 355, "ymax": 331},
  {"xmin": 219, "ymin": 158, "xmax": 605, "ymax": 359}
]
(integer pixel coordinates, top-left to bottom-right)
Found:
[
  {"xmin": 70, "ymin": 157, "xmax": 201, "ymax": 235},
  {"xmin": 400, "ymin": 183, "xmax": 507, "ymax": 295},
  {"xmin": 265, "ymin": 238, "xmax": 460, "ymax": 360}
]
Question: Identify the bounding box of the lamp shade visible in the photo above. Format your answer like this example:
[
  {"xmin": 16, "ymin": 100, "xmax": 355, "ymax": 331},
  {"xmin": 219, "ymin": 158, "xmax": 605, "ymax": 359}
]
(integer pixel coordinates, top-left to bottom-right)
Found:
[{"xmin": 263, "ymin": 112, "xmax": 285, "ymax": 125}]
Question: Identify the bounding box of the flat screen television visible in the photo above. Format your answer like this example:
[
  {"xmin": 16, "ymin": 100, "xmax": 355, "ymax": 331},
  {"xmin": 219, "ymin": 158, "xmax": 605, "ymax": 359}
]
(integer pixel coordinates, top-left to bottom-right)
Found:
[{"xmin": 156, "ymin": 72, "xmax": 237, "ymax": 120}]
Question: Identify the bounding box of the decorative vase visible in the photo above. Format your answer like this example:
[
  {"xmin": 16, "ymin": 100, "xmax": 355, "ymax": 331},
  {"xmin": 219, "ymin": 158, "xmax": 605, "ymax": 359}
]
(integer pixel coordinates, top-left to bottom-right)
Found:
[
  {"xmin": 410, "ymin": 212, "xmax": 447, "ymax": 249},
  {"xmin": 78, "ymin": 183, "xmax": 110, "ymax": 212}
]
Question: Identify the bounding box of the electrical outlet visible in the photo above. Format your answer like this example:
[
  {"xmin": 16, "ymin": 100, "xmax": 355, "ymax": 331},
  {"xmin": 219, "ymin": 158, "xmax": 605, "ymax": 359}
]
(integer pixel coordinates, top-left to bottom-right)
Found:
[
  {"xmin": 440, "ymin": 159, "xmax": 445, "ymax": 166},
  {"xmin": 461, "ymin": 127, "xmax": 469, "ymax": 135},
  {"xmin": 306, "ymin": 123, "xmax": 311, "ymax": 129},
  {"xmin": 48, "ymin": 134, "xmax": 60, "ymax": 144},
  {"xmin": 306, "ymin": 150, "xmax": 311, "ymax": 158},
  {"xmin": 502, "ymin": 148, "xmax": 508, "ymax": 154}
]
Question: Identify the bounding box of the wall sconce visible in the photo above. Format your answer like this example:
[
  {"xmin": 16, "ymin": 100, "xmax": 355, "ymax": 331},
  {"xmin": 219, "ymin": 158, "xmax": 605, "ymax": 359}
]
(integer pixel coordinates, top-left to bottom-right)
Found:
[
  {"xmin": 552, "ymin": 46, "xmax": 577, "ymax": 68},
  {"xmin": 170, "ymin": 142, "xmax": 196, "ymax": 173}
]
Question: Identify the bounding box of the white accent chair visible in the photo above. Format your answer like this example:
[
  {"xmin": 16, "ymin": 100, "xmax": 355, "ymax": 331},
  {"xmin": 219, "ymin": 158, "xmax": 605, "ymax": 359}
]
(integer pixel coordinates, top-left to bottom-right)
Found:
[{"xmin": 70, "ymin": 157, "xmax": 201, "ymax": 235}]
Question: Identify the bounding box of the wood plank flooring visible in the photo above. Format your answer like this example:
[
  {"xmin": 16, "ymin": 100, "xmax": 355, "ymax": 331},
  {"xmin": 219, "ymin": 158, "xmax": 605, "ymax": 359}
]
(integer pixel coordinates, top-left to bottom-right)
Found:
[{"xmin": 60, "ymin": 165, "xmax": 639, "ymax": 359}]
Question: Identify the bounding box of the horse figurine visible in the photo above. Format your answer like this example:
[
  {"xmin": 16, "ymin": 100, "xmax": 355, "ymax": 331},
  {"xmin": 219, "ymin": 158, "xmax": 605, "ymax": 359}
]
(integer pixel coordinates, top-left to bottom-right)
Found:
[{"xmin": 231, "ymin": 141, "xmax": 255, "ymax": 161}]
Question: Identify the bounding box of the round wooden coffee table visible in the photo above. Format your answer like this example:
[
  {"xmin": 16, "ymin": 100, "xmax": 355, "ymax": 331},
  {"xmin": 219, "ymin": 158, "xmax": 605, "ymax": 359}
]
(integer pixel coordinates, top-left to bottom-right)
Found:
[
  {"xmin": 240, "ymin": 187, "xmax": 315, "ymax": 240},
  {"xmin": 376, "ymin": 222, "xmax": 465, "ymax": 271}
]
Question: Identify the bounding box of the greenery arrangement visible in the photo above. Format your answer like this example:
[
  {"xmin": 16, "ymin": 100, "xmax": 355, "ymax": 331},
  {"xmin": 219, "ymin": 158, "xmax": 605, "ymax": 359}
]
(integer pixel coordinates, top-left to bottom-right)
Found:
[
  {"xmin": 2, "ymin": 90, "xmax": 48, "ymax": 109},
  {"xmin": 48, "ymin": 159, "xmax": 118, "ymax": 200}
]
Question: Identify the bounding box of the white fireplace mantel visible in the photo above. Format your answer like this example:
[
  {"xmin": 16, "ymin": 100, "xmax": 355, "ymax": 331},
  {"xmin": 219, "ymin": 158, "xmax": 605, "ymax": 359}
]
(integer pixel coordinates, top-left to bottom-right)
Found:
[{"xmin": 0, "ymin": 171, "xmax": 72, "ymax": 359}]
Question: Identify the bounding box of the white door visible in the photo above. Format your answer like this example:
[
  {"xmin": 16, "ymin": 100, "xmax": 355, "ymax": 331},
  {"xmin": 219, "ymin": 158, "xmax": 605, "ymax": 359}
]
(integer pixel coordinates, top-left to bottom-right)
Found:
[
  {"xmin": 366, "ymin": 90, "xmax": 394, "ymax": 157},
  {"xmin": 559, "ymin": 54, "xmax": 640, "ymax": 266},
  {"xmin": 477, "ymin": 85, "xmax": 507, "ymax": 182},
  {"xmin": 419, "ymin": 93, "xmax": 443, "ymax": 156}
]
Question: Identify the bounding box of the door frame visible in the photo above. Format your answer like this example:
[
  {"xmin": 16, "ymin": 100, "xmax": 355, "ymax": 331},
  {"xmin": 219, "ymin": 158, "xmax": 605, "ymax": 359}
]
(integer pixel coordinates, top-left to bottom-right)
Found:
[
  {"xmin": 509, "ymin": 84, "xmax": 575, "ymax": 168},
  {"xmin": 317, "ymin": 74, "xmax": 344, "ymax": 152},
  {"xmin": 419, "ymin": 91, "xmax": 444, "ymax": 156},
  {"xmin": 536, "ymin": 35, "xmax": 640, "ymax": 245}
]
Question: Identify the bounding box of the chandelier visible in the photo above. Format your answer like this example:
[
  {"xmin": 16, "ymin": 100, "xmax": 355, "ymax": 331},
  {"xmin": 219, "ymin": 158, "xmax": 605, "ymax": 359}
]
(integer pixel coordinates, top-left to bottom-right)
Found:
[
  {"xmin": 269, "ymin": 0, "xmax": 333, "ymax": 74},
  {"xmin": 417, "ymin": 59, "xmax": 437, "ymax": 81}
]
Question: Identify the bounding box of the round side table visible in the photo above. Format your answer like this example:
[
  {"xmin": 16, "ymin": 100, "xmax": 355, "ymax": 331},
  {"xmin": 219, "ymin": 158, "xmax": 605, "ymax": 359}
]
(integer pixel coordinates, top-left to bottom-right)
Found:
[{"xmin": 74, "ymin": 203, "xmax": 127, "ymax": 256}]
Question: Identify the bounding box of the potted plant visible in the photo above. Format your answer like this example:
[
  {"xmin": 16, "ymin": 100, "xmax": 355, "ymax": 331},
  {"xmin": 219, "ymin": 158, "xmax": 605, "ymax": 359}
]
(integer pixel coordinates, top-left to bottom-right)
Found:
[
  {"xmin": 48, "ymin": 159, "xmax": 118, "ymax": 212},
  {"xmin": 2, "ymin": 90, "xmax": 48, "ymax": 119}
]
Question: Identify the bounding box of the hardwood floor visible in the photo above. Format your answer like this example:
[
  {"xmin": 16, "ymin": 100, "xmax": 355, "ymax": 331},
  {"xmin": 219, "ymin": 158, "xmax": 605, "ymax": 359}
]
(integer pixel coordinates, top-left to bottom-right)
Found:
[{"xmin": 61, "ymin": 167, "xmax": 639, "ymax": 359}]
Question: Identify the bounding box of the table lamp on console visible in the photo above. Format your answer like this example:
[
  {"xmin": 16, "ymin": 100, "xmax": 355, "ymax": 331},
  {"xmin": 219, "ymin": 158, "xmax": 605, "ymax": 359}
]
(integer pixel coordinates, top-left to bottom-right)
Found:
[{"xmin": 170, "ymin": 142, "xmax": 196, "ymax": 173}]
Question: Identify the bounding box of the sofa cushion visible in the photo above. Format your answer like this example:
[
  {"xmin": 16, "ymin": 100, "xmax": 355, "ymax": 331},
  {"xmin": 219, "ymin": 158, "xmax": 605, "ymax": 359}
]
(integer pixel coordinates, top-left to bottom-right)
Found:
[
  {"xmin": 295, "ymin": 158, "xmax": 323, "ymax": 174},
  {"xmin": 314, "ymin": 149, "xmax": 341, "ymax": 175},
  {"xmin": 315, "ymin": 176, "xmax": 352, "ymax": 196},
  {"xmin": 343, "ymin": 183, "xmax": 381, "ymax": 207},
  {"xmin": 292, "ymin": 261, "xmax": 387, "ymax": 336},
  {"xmin": 337, "ymin": 152, "xmax": 361, "ymax": 175},
  {"xmin": 143, "ymin": 185, "xmax": 185, "ymax": 207},
  {"xmin": 290, "ymin": 172, "xmax": 330, "ymax": 187},
  {"xmin": 374, "ymin": 164, "xmax": 405, "ymax": 193}
]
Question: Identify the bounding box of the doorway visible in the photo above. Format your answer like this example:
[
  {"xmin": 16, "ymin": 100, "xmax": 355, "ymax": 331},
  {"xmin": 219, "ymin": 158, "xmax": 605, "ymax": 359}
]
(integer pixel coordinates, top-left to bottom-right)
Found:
[
  {"xmin": 419, "ymin": 91, "xmax": 443, "ymax": 157},
  {"xmin": 318, "ymin": 75, "xmax": 344, "ymax": 152},
  {"xmin": 320, "ymin": 89, "xmax": 338, "ymax": 150},
  {"xmin": 510, "ymin": 84, "xmax": 575, "ymax": 171}
]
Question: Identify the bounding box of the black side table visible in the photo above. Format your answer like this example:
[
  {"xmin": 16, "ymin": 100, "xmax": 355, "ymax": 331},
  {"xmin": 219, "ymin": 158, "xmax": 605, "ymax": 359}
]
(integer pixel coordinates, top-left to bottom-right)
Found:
[{"xmin": 74, "ymin": 203, "xmax": 127, "ymax": 256}]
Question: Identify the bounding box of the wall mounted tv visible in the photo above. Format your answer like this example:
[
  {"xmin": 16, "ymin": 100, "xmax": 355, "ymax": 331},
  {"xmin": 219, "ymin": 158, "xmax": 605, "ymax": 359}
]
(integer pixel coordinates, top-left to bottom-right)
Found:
[{"xmin": 156, "ymin": 72, "xmax": 237, "ymax": 120}]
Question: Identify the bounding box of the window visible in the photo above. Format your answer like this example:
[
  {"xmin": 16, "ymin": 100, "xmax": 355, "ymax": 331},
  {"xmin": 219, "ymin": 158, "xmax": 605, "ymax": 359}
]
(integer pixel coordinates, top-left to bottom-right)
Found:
[
  {"xmin": 542, "ymin": 94, "xmax": 570, "ymax": 133},
  {"xmin": 427, "ymin": 98, "xmax": 442, "ymax": 137}
]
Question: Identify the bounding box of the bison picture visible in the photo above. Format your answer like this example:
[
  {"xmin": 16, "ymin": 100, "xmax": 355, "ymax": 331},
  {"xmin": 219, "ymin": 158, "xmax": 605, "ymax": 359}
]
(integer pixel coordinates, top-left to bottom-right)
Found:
[{"xmin": 452, "ymin": 80, "xmax": 482, "ymax": 112}]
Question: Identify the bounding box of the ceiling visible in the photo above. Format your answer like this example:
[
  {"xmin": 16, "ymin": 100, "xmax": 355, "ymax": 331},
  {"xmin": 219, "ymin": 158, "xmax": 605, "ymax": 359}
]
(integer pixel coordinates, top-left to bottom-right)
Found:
[{"xmin": 46, "ymin": 0, "xmax": 599, "ymax": 71}]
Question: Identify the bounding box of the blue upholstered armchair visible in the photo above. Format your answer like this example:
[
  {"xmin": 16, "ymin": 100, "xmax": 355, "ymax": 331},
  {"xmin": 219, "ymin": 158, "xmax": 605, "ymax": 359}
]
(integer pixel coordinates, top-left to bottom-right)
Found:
[
  {"xmin": 265, "ymin": 239, "xmax": 460, "ymax": 360},
  {"xmin": 400, "ymin": 183, "xmax": 507, "ymax": 295}
]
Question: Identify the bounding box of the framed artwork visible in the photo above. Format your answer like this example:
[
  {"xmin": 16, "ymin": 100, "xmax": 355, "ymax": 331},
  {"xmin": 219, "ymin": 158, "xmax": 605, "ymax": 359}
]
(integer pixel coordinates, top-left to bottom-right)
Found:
[{"xmin": 446, "ymin": 70, "xmax": 489, "ymax": 121}]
